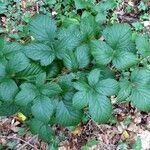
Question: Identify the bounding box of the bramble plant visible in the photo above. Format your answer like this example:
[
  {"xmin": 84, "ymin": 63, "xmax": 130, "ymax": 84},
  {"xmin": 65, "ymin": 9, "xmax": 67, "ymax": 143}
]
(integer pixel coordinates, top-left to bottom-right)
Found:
[{"xmin": 0, "ymin": 10, "xmax": 150, "ymax": 145}]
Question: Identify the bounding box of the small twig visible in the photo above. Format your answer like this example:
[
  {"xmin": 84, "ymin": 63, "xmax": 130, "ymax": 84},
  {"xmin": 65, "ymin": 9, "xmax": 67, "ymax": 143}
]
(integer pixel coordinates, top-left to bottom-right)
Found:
[
  {"xmin": 17, "ymin": 135, "xmax": 38, "ymax": 150},
  {"xmin": 85, "ymin": 114, "xmax": 105, "ymax": 134},
  {"xmin": 36, "ymin": 2, "xmax": 39, "ymax": 14},
  {"xmin": 0, "ymin": 135, "xmax": 38, "ymax": 150}
]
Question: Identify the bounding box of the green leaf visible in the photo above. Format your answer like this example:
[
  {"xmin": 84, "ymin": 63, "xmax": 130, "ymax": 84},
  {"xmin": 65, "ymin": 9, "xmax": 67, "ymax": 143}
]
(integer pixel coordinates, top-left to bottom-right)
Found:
[
  {"xmin": 72, "ymin": 91, "xmax": 90, "ymax": 109},
  {"xmin": 59, "ymin": 73, "xmax": 77, "ymax": 90},
  {"xmin": 47, "ymin": 61, "xmax": 62, "ymax": 78},
  {"xmin": 88, "ymin": 69, "xmax": 102, "ymax": 86},
  {"xmin": 86, "ymin": 138, "xmax": 98, "ymax": 147},
  {"xmin": 92, "ymin": 40, "xmax": 137, "ymax": 69},
  {"xmin": 103, "ymin": 23, "xmax": 133, "ymax": 52},
  {"xmin": 0, "ymin": 37, "xmax": 5, "ymax": 48},
  {"xmin": 132, "ymin": 137, "xmax": 142, "ymax": 150},
  {"xmin": 117, "ymin": 79, "xmax": 132, "ymax": 102},
  {"xmin": 89, "ymin": 94, "xmax": 112, "ymax": 123},
  {"xmin": 2, "ymin": 42, "xmax": 22, "ymax": 56},
  {"xmin": 0, "ymin": 79, "xmax": 18, "ymax": 102},
  {"xmin": 36, "ymin": 72, "xmax": 46, "ymax": 86},
  {"xmin": 81, "ymin": 146, "xmax": 89, "ymax": 150},
  {"xmin": 136, "ymin": 35, "xmax": 150, "ymax": 57},
  {"xmin": 62, "ymin": 18, "xmax": 80, "ymax": 28},
  {"xmin": 6, "ymin": 52, "xmax": 29, "ymax": 73},
  {"xmin": 98, "ymin": 66, "xmax": 115, "ymax": 79},
  {"xmin": 32, "ymin": 95, "xmax": 54, "ymax": 123},
  {"xmin": 95, "ymin": 0, "xmax": 116, "ymax": 23},
  {"xmin": 0, "ymin": 3, "xmax": 7, "ymax": 14},
  {"xmin": 29, "ymin": 15, "xmax": 56, "ymax": 42},
  {"xmin": 24, "ymin": 43, "xmax": 55, "ymax": 66},
  {"xmin": 0, "ymin": 63, "xmax": 6, "ymax": 77},
  {"xmin": 95, "ymin": 12, "xmax": 107, "ymax": 23},
  {"xmin": 91, "ymin": 40, "xmax": 113, "ymax": 65},
  {"xmin": 129, "ymin": 86, "xmax": 150, "ymax": 112},
  {"xmin": 63, "ymin": 49, "xmax": 78, "ymax": 70},
  {"xmin": 56, "ymin": 99, "xmax": 82, "ymax": 126},
  {"xmin": 74, "ymin": 0, "xmax": 87, "ymax": 9},
  {"xmin": 73, "ymin": 81, "xmax": 90, "ymax": 91},
  {"xmin": 80, "ymin": 15, "xmax": 100, "ymax": 40},
  {"xmin": 56, "ymin": 25, "xmax": 82, "ymax": 58},
  {"xmin": 46, "ymin": 0, "xmax": 56, "ymax": 5},
  {"xmin": 96, "ymin": 79, "xmax": 118, "ymax": 96},
  {"xmin": 95, "ymin": 0, "xmax": 116, "ymax": 12},
  {"xmin": 131, "ymin": 69, "xmax": 150, "ymax": 86},
  {"xmin": 63, "ymin": 45, "xmax": 90, "ymax": 70},
  {"xmin": 16, "ymin": 62, "xmax": 44, "ymax": 80},
  {"xmin": 0, "ymin": 102, "xmax": 19, "ymax": 116},
  {"xmin": 0, "ymin": 42, "xmax": 21, "ymax": 65},
  {"xmin": 41, "ymin": 83, "xmax": 62, "ymax": 96},
  {"xmin": 6, "ymin": 141, "xmax": 17, "ymax": 149},
  {"xmin": 112, "ymin": 51, "xmax": 137, "ymax": 69},
  {"xmin": 75, "ymin": 44, "xmax": 90, "ymax": 68},
  {"xmin": 28, "ymin": 119, "xmax": 54, "ymax": 143},
  {"xmin": 15, "ymin": 83, "xmax": 37, "ymax": 106}
]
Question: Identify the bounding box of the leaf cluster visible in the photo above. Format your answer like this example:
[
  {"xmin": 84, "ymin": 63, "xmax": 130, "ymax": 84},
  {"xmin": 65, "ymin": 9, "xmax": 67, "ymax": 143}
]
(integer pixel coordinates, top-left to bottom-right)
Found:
[{"xmin": 0, "ymin": 11, "xmax": 150, "ymax": 143}]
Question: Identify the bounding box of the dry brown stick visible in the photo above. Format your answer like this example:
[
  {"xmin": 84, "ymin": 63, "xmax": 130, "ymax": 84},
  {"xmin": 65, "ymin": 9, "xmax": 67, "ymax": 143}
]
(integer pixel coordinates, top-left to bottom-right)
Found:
[
  {"xmin": 36, "ymin": 1, "xmax": 39, "ymax": 14},
  {"xmin": 0, "ymin": 135, "xmax": 38, "ymax": 150},
  {"xmin": 17, "ymin": 135, "xmax": 38, "ymax": 150}
]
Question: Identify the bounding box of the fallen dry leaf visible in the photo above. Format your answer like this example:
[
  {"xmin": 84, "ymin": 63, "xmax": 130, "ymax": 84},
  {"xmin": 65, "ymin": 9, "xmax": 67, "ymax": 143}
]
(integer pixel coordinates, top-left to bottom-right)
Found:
[
  {"xmin": 121, "ymin": 130, "xmax": 130, "ymax": 140},
  {"xmin": 72, "ymin": 126, "xmax": 82, "ymax": 136},
  {"xmin": 16, "ymin": 112, "xmax": 27, "ymax": 122},
  {"xmin": 138, "ymin": 130, "xmax": 150, "ymax": 150},
  {"xmin": 143, "ymin": 21, "xmax": 150, "ymax": 27}
]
